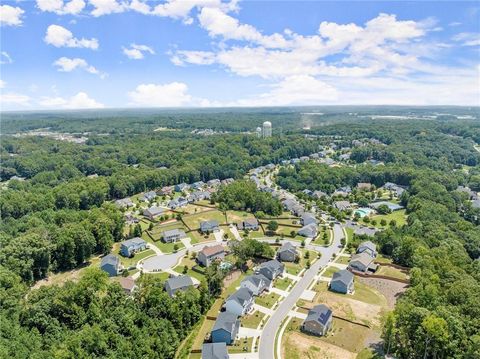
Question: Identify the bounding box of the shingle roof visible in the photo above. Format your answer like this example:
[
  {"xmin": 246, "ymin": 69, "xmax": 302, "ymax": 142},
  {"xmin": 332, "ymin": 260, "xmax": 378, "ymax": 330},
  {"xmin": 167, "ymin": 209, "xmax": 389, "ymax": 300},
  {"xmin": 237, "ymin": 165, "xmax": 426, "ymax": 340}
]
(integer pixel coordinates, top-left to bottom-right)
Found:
[
  {"xmin": 121, "ymin": 237, "xmax": 146, "ymax": 248},
  {"xmin": 101, "ymin": 254, "xmax": 120, "ymax": 267},
  {"xmin": 226, "ymin": 287, "xmax": 253, "ymax": 307},
  {"xmin": 259, "ymin": 259, "xmax": 283, "ymax": 272},
  {"xmin": 331, "ymin": 269, "xmax": 354, "ymax": 286},
  {"xmin": 118, "ymin": 276, "xmax": 136, "ymax": 291},
  {"xmin": 241, "ymin": 274, "xmax": 270, "ymax": 288},
  {"xmin": 358, "ymin": 241, "xmax": 376, "ymax": 252},
  {"xmin": 200, "ymin": 245, "xmax": 225, "ymax": 257},
  {"xmin": 350, "ymin": 252, "xmax": 374, "ymax": 267},
  {"xmin": 166, "ymin": 275, "xmax": 194, "ymax": 290},
  {"xmin": 202, "ymin": 343, "xmax": 229, "ymax": 359},
  {"xmin": 212, "ymin": 311, "xmax": 238, "ymax": 333},
  {"xmin": 163, "ymin": 228, "xmax": 186, "ymax": 238},
  {"xmin": 306, "ymin": 304, "xmax": 332, "ymax": 326},
  {"xmin": 278, "ymin": 241, "xmax": 297, "ymax": 254}
]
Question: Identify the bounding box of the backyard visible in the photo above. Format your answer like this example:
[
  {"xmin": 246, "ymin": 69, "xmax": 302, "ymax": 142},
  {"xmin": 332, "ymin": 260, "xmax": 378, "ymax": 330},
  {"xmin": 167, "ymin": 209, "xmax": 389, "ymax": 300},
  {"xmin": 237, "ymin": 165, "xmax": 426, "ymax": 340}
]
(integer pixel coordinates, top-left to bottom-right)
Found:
[{"xmin": 255, "ymin": 292, "xmax": 281, "ymax": 309}]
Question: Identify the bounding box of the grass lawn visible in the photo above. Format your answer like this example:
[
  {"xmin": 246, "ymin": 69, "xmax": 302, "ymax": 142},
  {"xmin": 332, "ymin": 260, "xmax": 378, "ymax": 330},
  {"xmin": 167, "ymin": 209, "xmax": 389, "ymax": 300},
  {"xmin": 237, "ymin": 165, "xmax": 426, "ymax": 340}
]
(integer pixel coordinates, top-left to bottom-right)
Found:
[
  {"xmin": 120, "ymin": 249, "xmax": 155, "ymax": 268},
  {"xmin": 183, "ymin": 210, "xmax": 227, "ymax": 230},
  {"xmin": 345, "ymin": 227, "xmax": 354, "ymax": 242},
  {"xmin": 375, "ymin": 254, "xmax": 393, "ymax": 264},
  {"xmin": 226, "ymin": 210, "xmax": 252, "ymax": 223},
  {"xmin": 142, "ymin": 271, "xmax": 170, "ymax": 281},
  {"xmin": 156, "ymin": 240, "xmax": 185, "ymax": 253},
  {"xmin": 356, "ymin": 348, "xmax": 382, "ymax": 359},
  {"xmin": 312, "ymin": 226, "xmax": 332, "ymax": 246},
  {"xmin": 283, "ymin": 248, "xmax": 314, "ymax": 276},
  {"xmin": 241, "ymin": 311, "xmax": 265, "ymax": 329},
  {"xmin": 173, "ymin": 256, "xmax": 206, "ymax": 282},
  {"xmin": 229, "ymin": 337, "xmax": 254, "ymax": 354},
  {"xmin": 274, "ymin": 277, "xmax": 293, "ymax": 291},
  {"xmin": 191, "ymin": 317, "xmax": 215, "ymax": 351},
  {"xmin": 335, "ymin": 255, "xmax": 351, "ymax": 265},
  {"xmin": 256, "ymin": 292, "xmax": 281, "ymax": 309},
  {"xmin": 376, "ymin": 265, "xmax": 409, "ymax": 281},
  {"xmin": 322, "ymin": 266, "xmax": 340, "ymax": 278},
  {"xmin": 314, "ymin": 281, "xmax": 387, "ymax": 307},
  {"xmin": 370, "ymin": 209, "xmax": 407, "ymax": 228},
  {"xmin": 321, "ymin": 318, "xmax": 370, "ymax": 353}
]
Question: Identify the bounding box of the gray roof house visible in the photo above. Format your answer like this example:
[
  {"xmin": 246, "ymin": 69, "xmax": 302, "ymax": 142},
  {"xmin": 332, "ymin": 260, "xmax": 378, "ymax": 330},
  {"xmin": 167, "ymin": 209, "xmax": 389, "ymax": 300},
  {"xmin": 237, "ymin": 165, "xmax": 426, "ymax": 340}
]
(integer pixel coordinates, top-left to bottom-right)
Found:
[
  {"xmin": 162, "ymin": 228, "xmax": 186, "ymax": 243},
  {"xmin": 224, "ymin": 287, "xmax": 254, "ymax": 316},
  {"xmin": 197, "ymin": 245, "xmax": 225, "ymax": 267},
  {"xmin": 143, "ymin": 206, "xmax": 164, "ymax": 220},
  {"xmin": 120, "ymin": 237, "xmax": 147, "ymax": 257},
  {"xmin": 256, "ymin": 259, "xmax": 284, "ymax": 281},
  {"xmin": 354, "ymin": 226, "xmax": 378, "ymax": 237},
  {"xmin": 139, "ymin": 190, "xmax": 157, "ymax": 202},
  {"xmin": 277, "ymin": 242, "xmax": 298, "ymax": 262},
  {"xmin": 313, "ymin": 190, "xmax": 328, "ymax": 199},
  {"xmin": 357, "ymin": 241, "xmax": 377, "ymax": 258},
  {"xmin": 175, "ymin": 183, "xmax": 189, "ymax": 192},
  {"xmin": 330, "ymin": 270, "xmax": 354, "ymax": 294},
  {"xmin": 115, "ymin": 198, "xmax": 134, "ymax": 208},
  {"xmin": 282, "ymin": 199, "xmax": 297, "ymax": 211},
  {"xmin": 211, "ymin": 312, "xmax": 240, "ymax": 344},
  {"xmin": 240, "ymin": 274, "xmax": 271, "ymax": 296},
  {"xmin": 164, "ymin": 275, "xmax": 194, "ymax": 297},
  {"xmin": 349, "ymin": 252, "xmax": 378, "ymax": 273},
  {"xmin": 202, "ymin": 343, "xmax": 229, "ymax": 359},
  {"xmin": 301, "ymin": 213, "xmax": 317, "ymax": 226},
  {"xmin": 200, "ymin": 220, "xmax": 219, "ymax": 233},
  {"xmin": 334, "ymin": 200, "xmax": 352, "ymax": 211},
  {"xmin": 298, "ymin": 223, "xmax": 318, "ymax": 238},
  {"xmin": 207, "ymin": 179, "xmax": 221, "ymax": 187},
  {"xmin": 188, "ymin": 191, "xmax": 211, "ymax": 203},
  {"xmin": 100, "ymin": 254, "xmax": 121, "ymax": 277},
  {"xmin": 168, "ymin": 197, "xmax": 188, "ymax": 209},
  {"xmin": 237, "ymin": 218, "xmax": 259, "ymax": 231},
  {"xmin": 291, "ymin": 204, "xmax": 305, "ymax": 217},
  {"xmin": 191, "ymin": 181, "xmax": 205, "ymax": 190},
  {"xmin": 301, "ymin": 304, "xmax": 333, "ymax": 336}
]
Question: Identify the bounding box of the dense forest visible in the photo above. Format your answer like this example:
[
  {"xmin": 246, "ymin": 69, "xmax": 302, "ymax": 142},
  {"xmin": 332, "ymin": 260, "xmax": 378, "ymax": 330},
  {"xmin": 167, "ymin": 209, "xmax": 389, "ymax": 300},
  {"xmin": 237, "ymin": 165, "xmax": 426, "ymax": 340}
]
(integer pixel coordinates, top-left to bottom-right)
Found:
[{"xmin": 0, "ymin": 109, "xmax": 479, "ymax": 358}]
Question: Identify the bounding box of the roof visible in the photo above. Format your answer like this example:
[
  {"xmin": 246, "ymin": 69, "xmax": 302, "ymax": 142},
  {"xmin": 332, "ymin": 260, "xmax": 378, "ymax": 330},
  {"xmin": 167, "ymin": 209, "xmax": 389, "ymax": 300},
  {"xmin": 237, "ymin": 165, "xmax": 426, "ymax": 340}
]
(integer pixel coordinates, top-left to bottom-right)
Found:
[
  {"xmin": 259, "ymin": 259, "xmax": 283, "ymax": 272},
  {"xmin": 354, "ymin": 227, "xmax": 377, "ymax": 237},
  {"xmin": 144, "ymin": 206, "xmax": 164, "ymax": 216},
  {"xmin": 166, "ymin": 275, "xmax": 194, "ymax": 291},
  {"xmin": 241, "ymin": 274, "xmax": 270, "ymax": 288},
  {"xmin": 202, "ymin": 343, "xmax": 229, "ymax": 359},
  {"xmin": 201, "ymin": 220, "xmax": 219, "ymax": 229},
  {"xmin": 118, "ymin": 276, "xmax": 136, "ymax": 291},
  {"xmin": 359, "ymin": 241, "xmax": 376, "ymax": 251},
  {"xmin": 350, "ymin": 252, "xmax": 375, "ymax": 267},
  {"xmin": 244, "ymin": 218, "xmax": 259, "ymax": 226},
  {"xmin": 226, "ymin": 287, "xmax": 253, "ymax": 307},
  {"xmin": 121, "ymin": 237, "xmax": 146, "ymax": 248},
  {"xmin": 212, "ymin": 311, "xmax": 238, "ymax": 333},
  {"xmin": 278, "ymin": 241, "xmax": 297, "ymax": 254},
  {"xmin": 163, "ymin": 228, "xmax": 186, "ymax": 237},
  {"xmin": 200, "ymin": 244, "xmax": 225, "ymax": 257},
  {"xmin": 305, "ymin": 304, "xmax": 332, "ymax": 326},
  {"xmin": 298, "ymin": 224, "xmax": 317, "ymax": 237},
  {"xmin": 101, "ymin": 254, "xmax": 119, "ymax": 267},
  {"xmin": 331, "ymin": 270, "xmax": 354, "ymax": 286}
]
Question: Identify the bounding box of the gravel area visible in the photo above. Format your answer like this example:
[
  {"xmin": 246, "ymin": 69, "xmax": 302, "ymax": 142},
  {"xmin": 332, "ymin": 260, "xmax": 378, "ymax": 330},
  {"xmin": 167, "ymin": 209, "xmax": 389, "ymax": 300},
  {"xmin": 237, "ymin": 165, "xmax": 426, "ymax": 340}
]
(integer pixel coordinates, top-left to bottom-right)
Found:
[{"xmin": 357, "ymin": 277, "xmax": 408, "ymax": 308}]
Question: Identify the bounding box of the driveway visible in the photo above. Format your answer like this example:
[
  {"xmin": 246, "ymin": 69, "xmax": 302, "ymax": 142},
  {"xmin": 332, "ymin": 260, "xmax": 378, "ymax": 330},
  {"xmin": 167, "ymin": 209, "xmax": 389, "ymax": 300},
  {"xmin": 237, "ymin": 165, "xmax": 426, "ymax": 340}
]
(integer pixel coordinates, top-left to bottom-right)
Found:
[
  {"xmin": 258, "ymin": 223, "xmax": 344, "ymax": 359},
  {"xmin": 230, "ymin": 224, "xmax": 242, "ymax": 241},
  {"xmin": 214, "ymin": 229, "xmax": 224, "ymax": 243}
]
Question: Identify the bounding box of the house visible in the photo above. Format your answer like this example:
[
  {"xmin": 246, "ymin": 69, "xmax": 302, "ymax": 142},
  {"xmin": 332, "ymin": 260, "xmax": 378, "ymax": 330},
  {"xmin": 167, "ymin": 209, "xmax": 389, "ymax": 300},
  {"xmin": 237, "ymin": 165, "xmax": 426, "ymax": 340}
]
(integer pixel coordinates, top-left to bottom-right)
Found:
[
  {"xmin": 143, "ymin": 206, "xmax": 164, "ymax": 220},
  {"xmin": 115, "ymin": 198, "xmax": 134, "ymax": 208},
  {"xmin": 349, "ymin": 252, "xmax": 378, "ymax": 273},
  {"xmin": 339, "ymin": 153, "xmax": 350, "ymax": 161},
  {"xmin": 333, "ymin": 186, "xmax": 351, "ymax": 197},
  {"xmin": 125, "ymin": 213, "xmax": 139, "ymax": 225},
  {"xmin": 301, "ymin": 213, "xmax": 317, "ymax": 226},
  {"xmin": 282, "ymin": 199, "xmax": 297, "ymax": 212},
  {"xmin": 330, "ymin": 270, "xmax": 354, "ymax": 294},
  {"xmin": 221, "ymin": 178, "xmax": 234, "ymax": 186},
  {"xmin": 382, "ymin": 182, "xmax": 406, "ymax": 197},
  {"xmin": 200, "ymin": 220, "xmax": 219, "ymax": 233},
  {"xmin": 158, "ymin": 186, "xmax": 174, "ymax": 196},
  {"xmin": 162, "ymin": 228, "xmax": 186, "ymax": 243},
  {"xmin": 298, "ymin": 223, "xmax": 317, "ymax": 238},
  {"xmin": 118, "ymin": 276, "xmax": 137, "ymax": 295},
  {"xmin": 100, "ymin": 254, "xmax": 121, "ymax": 277},
  {"xmin": 224, "ymin": 287, "xmax": 254, "ymax": 316},
  {"xmin": 207, "ymin": 179, "xmax": 221, "ymax": 187},
  {"xmin": 139, "ymin": 190, "xmax": 157, "ymax": 202},
  {"xmin": 164, "ymin": 275, "xmax": 194, "ymax": 297},
  {"xmin": 211, "ymin": 312, "xmax": 240, "ymax": 344},
  {"xmin": 300, "ymin": 156, "xmax": 310, "ymax": 161},
  {"xmin": 202, "ymin": 343, "xmax": 229, "ymax": 359},
  {"xmin": 240, "ymin": 274, "xmax": 270, "ymax": 296},
  {"xmin": 456, "ymin": 186, "xmax": 478, "ymax": 200},
  {"xmin": 302, "ymin": 189, "xmax": 314, "ymax": 197},
  {"xmin": 256, "ymin": 259, "xmax": 284, "ymax": 281},
  {"xmin": 334, "ymin": 200, "xmax": 352, "ymax": 211},
  {"xmin": 291, "ymin": 204, "xmax": 305, "ymax": 217},
  {"xmin": 120, "ymin": 237, "xmax": 147, "ymax": 257},
  {"xmin": 301, "ymin": 304, "xmax": 333, "ymax": 336},
  {"xmin": 188, "ymin": 191, "xmax": 211, "ymax": 203},
  {"xmin": 354, "ymin": 226, "xmax": 377, "ymax": 237},
  {"xmin": 175, "ymin": 183, "xmax": 189, "ymax": 192},
  {"xmin": 277, "ymin": 242, "xmax": 298, "ymax": 262},
  {"xmin": 168, "ymin": 197, "xmax": 188, "ymax": 209},
  {"xmin": 357, "ymin": 241, "xmax": 377, "ymax": 258},
  {"xmin": 313, "ymin": 190, "xmax": 328, "ymax": 199},
  {"xmin": 472, "ymin": 199, "xmax": 480, "ymax": 209},
  {"xmin": 237, "ymin": 218, "xmax": 259, "ymax": 231},
  {"xmin": 369, "ymin": 201, "xmax": 404, "ymax": 212},
  {"xmin": 197, "ymin": 245, "xmax": 225, "ymax": 267},
  {"xmin": 191, "ymin": 181, "xmax": 205, "ymax": 190},
  {"xmin": 357, "ymin": 182, "xmax": 373, "ymax": 191}
]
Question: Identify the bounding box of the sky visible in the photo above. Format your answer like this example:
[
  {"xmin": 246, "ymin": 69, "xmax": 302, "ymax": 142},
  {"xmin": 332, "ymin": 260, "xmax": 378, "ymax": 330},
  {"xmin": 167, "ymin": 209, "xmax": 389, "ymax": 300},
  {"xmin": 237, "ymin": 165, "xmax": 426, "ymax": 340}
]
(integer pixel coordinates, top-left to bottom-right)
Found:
[{"xmin": 0, "ymin": 0, "xmax": 479, "ymax": 111}]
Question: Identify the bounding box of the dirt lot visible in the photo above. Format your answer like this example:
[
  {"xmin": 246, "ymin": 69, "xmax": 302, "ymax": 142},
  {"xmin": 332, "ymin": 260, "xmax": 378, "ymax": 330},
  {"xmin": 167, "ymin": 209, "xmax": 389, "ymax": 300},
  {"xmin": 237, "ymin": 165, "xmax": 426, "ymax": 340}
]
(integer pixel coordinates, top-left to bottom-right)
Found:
[{"xmin": 356, "ymin": 277, "xmax": 408, "ymax": 308}]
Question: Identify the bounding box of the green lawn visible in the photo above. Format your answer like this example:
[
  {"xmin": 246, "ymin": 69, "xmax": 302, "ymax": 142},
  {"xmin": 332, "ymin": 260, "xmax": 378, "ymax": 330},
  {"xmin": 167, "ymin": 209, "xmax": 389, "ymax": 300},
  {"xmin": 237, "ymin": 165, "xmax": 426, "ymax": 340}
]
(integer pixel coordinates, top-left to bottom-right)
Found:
[
  {"xmin": 120, "ymin": 249, "xmax": 155, "ymax": 268},
  {"xmin": 314, "ymin": 281, "xmax": 387, "ymax": 306},
  {"xmin": 143, "ymin": 271, "xmax": 170, "ymax": 281},
  {"xmin": 283, "ymin": 248, "xmax": 314, "ymax": 276},
  {"xmin": 191, "ymin": 317, "xmax": 215, "ymax": 351},
  {"xmin": 241, "ymin": 311, "xmax": 265, "ymax": 329},
  {"xmin": 182, "ymin": 210, "xmax": 227, "ymax": 229},
  {"xmin": 321, "ymin": 318, "xmax": 370, "ymax": 353},
  {"xmin": 256, "ymin": 292, "xmax": 281, "ymax": 309},
  {"xmin": 274, "ymin": 277, "xmax": 293, "ymax": 291},
  {"xmin": 173, "ymin": 256, "xmax": 206, "ymax": 282},
  {"xmin": 375, "ymin": 254, "xmax": 393, "ymax": 264},
  {"xmin": 155, "ymin": 240, "xmax": 185, "ymax": 253},
  {"xmin": 322, "ymin": 266, "xmax": 340, "ymax": 278},
  {"xmin": 229, "ymin": 337, "xmax": 254, "ymax": 354},
  {"xmin": 335, "ymin": 255, "xmax": 351, "ymax": 265},
  {"xmin": 370, "ymin": 209, "xmax": 407, "ymax": 228},
  {"xmin": 312, "ymin": 226, "xmax": 332, "ymax": 246}
]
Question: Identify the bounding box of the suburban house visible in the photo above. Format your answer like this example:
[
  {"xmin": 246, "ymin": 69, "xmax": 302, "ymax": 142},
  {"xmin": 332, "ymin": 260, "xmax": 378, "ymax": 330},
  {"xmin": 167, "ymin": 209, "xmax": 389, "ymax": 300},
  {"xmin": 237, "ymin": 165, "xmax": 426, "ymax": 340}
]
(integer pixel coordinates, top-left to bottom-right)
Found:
[
  {"xmin": 175, "ymin": 183, "xmax": 189, "ymax": 192},
  {"xmin": 349, "ymin": 252, "xmax": 378, "ymax": 273},
  {"xmin": 100, "ymin": 254, "xmax": 121, "ymax": 277},
  {"xmin": 202, "ymin": 343, "xmax": 229, "ymax": 359},
  {"xmin": 120, "ymin": 237, "xmax": 147, "ymax": 257},
  {"xmin": 301, "ymin": 304, "xmax": 333, "ymax": 337},
  {"xmin": 357, "ymin": 241, "xmax": 378, "ymax": 258},
  {"xmin": 224, "ymin": 287, "xmax": 254, "ymax": 316},
  {"xmin": 298, "ymin": 223, "xmax": 318, "ymax": 238},
  {"xmin": 277, "ymin": 242, "xmax": 298, "ymax": 262},
  {"xmin": 115, "ymin": 198, "xmax": 134, "ymax": 208},
  {"xmin": 291, "ymin": 204, "xmax": 305, "ymax": 217},
  {"xmin": 125, "ymin": 213, "xmax": 139, "ymax": 225},
  {"xmin": 369, "ymin": 201, "xmax": 404, "ymax": 211},
  {"xmin": 164, "ymin": 275, "xmax": 194, "ymax": 297},
  {"xmin": 236, "ymin": 218, "xmax": 259, "ymax": 231},
  {"xmin": 200, "ymin": 220, "xmax": 219, "ymax": 233},
  {"xmin": 158, "ymin": 186, "xmax": 174, "ymax": 196},
  {"xmin": 357, "ymin": 182, "xmax": 373, "ymax": 191},
  {"xmin": 332, "ymin": 186, "xmax": 351, "ymax": 197},
  {"xmin": 256, "ymin": 259, "xmax": 284, "ymax": 281},
  {"xmin": 302, "ymin": 189, "xmax": 313, "ymax": 196},
  {"xmin": 118, "ymin": 276, "xmax": 137, "ymax": 295},
  {"xmin": 240, "ymin": 274, "xmax": 271, "ymax": 296},
  {"xmin": 197, "ymin": 245, "xmax": 225, "ymax": 267},
  {"xmin": 188, "ymin": 191, "xmax": 211, "ymax": 203},
  {"xmin": 221, "ymin": 178, "xmax": 234, "ymax": 186},
  {"xmin": 330, "ymin": 270, "xmax": 354, "ymax": 294},
  {"xmin": 282, "ymin": 199, "xmax": 297, "ymax": 212},
  {"xmin": 354, "ymin": 227, "xmax": 377, "ymax": 237},
  {"xmin": 162, "ymin": 228, "xmax": 186, "ymax": 243},
  {"xmin": 334, "ymin": 200, "xmax": 352, "ymax": 211},
  {"xmin": 139, "ymin": 190, "xmax": 156, "ymax": 202},
  {"xmin": 313, "ymin": 190, "xmax": 328, "ymax": 199},
  {"xmin": 168, "ymin": 197, "xmax": 188, "ymax": 209},
  {"xmin": 191, "ymin": 181, "xmax": 206, "ymax": 190},
  {"xmin": 207, "ymin": 179, "xmax": 221, "ymax": 187},
  {"xmin": 211, "ymin": 311, "xmax": 240, "ymax": 344},
  {"xmin": 143, "ymin": 206, "xmax": 164, "ymax": 220},
  {"xmin": 382, "ymin": 182, "xmax": 406, "ymax": 197},
  {"xmin": 301, "ymin": 212, "xmax": 317, "ymax": 226}
]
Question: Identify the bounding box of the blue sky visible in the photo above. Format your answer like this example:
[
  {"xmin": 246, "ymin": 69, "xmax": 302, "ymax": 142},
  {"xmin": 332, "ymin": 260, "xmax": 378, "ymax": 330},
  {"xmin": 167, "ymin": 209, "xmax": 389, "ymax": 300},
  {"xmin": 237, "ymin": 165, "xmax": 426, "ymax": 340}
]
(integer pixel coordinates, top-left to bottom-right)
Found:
[{"xmin": 1, "ymin": 0, "xmax": 479, "ymax": 110}]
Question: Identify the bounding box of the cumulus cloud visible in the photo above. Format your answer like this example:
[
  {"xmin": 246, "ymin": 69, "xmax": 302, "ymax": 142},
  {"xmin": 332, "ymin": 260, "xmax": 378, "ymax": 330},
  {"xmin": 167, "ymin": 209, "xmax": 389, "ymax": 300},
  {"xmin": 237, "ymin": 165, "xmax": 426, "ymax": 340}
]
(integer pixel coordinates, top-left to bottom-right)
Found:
[
  {"xmin": 39, "ymin": 92, "xmax": 104, "ymax": 109},
  {"xmin": 36, "ymin": 0, "xmax": 86, "ymax": 15},
  {"xmin": 128, "ymin": 82, "xmax": 195, "ymax": 107},
  {"xmin": 90, "ymin": 0, "xmax": 126, "ymax": 17},
  {"xmin": 122, "ymin": 44, "xmax": 155, "ymax": 59},
  {"xmin": 1, "ymin": 93, "xmax": 31, "ymax": 107},
  {"xmin": 0, "ymin": 5, "xmax": 25, "ymax": 26},
  {"xmin": 53, "ymin": 57, "xmax": 106, "ymax": 78},
  {"xmin": 44, "ymin": 24, "xmax": 99, "ymax": 49},
  {"xmin": 1, "ymin": 51, "xmax": 13, "ymax": 64}
]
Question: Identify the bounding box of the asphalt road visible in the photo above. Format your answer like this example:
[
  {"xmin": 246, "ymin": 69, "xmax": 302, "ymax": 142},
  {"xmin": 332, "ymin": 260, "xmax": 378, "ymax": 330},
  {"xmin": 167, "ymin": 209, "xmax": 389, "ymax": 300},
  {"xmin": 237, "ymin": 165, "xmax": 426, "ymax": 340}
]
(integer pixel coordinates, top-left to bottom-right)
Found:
[{"xmin": 257, "ymin": 223, "xmax": 344, "ymax": 359}]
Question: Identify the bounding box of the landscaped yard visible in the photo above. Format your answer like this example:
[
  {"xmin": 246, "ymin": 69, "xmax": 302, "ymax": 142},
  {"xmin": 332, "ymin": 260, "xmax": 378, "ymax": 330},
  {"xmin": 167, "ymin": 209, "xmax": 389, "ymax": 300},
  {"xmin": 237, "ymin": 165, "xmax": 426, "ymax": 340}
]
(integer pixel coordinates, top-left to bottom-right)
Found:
[
  {"xmin": 322, "ymin": 266, "xmax": 340, "ymax": 278},
  {"xmin": 313, "ymin": 281, "xmax": 387, "ymax": 307},
  {"xmin": 241, "ymin": 311, "xmax": 265, "ymax": 329},
  {"xmin": 173, "ymin": 256, "xmax": 206, "ymax": 282},
  {"xmin": 120, "ymin": 249, "xmax": 155, "ymax": 268},
  {"xmin": 191, "ymin": 317, "xmax": 215, "ymax": 351},
  {"xmin": 370, "ymin": 209, "xmax": 407, "ymax": 228},
  {"xmin": 229, "ymin": 337, "xmax": 254, "ymax": 354},
  {"xmin": 274, "ymin": 277, "xmax": 293, "ymax": 291},
  {"xmin": 283, "ymin": 247, "xmax": 315, "ymax": 276},
  {"xmin": 182, "ymin": 210, "xmax": 227, "ymax": 230},
  {"xmin": 155, "ymin": 240, "xmax": 185, "ymax": 253},
  {"xmin": 255, "ymin": 292, "xmax": 281, "ymax": 309},
  {"xmin": 335, "ymin": 255, "xmax": 351, "ymax": 265}
]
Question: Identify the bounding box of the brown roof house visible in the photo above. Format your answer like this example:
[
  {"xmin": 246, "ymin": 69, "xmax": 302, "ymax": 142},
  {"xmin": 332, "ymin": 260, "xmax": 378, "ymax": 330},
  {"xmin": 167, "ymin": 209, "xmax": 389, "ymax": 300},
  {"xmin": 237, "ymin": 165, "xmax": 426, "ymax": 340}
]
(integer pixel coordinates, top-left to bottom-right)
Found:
[{"xmin": 197, "ymin": 245, "xmax": 225, "ymax": 267}]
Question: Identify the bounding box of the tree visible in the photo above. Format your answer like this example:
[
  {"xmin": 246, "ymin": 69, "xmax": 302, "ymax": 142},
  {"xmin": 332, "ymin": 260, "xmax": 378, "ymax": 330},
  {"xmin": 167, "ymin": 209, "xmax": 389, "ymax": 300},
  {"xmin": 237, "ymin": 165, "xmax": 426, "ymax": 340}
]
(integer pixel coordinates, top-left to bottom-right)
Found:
[
  {"xmin": 133, "ymin": 224, "xmax": 142, "ymax": 237},
  {"xmin": 377, "ymin": 204, "xmax": 392, "ymax": 215},
  {"xmin": 421, "ymin": 314, "xmax": 449, "ymax": 359},
  {"xmin": 267, "ymin": 221, "xmax": 278, "ymax": 232},
  {"xmin": 380, "ymin": 219, "xmax": 387, "ymax": 226},
  {"xmin": 173, "ymin": 243, "xmax": 179, "ymax": 252},
  {"xmin": 183, "ymin": 265, "xmax": 188, "ymax": 274}
]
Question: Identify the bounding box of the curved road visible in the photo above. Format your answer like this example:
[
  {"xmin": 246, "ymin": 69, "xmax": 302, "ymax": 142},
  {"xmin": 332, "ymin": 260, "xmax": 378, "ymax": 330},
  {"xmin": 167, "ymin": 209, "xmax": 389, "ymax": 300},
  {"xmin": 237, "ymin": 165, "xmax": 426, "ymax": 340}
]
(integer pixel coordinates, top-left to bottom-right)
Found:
[{"xmin": 258, "ymin": 223, "xmax": 344, "ymax": 359}]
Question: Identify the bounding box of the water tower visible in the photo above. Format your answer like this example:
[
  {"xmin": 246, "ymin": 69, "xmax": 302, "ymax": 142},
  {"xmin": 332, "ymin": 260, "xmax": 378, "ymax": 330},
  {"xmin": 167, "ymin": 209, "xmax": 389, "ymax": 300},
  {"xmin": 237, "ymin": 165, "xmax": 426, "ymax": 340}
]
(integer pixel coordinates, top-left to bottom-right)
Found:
[
  {"xmin": 256, "ymin": 127, "xmax": 262, "ymax": 138},
  {"xmin": 262, "ymin": 121, "xmax": 272, "ymax": 138}
]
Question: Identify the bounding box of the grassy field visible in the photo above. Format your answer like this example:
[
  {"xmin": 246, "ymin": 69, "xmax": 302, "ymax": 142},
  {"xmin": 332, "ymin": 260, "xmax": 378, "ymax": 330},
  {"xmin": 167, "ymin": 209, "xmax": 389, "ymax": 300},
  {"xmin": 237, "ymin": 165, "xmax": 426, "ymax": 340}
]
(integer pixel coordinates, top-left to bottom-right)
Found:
[
  {"xmin": 183, "ymin": 210, "xmax": 227, "ymax": 229},
  {"xmin": 241, "ymin": 311, "xmax": 265, "ymax": 329},
  {"xmin": 226, "ymin": 210, "xmax": 252, "ymax": 223},
  {"xmin": 370, "ymin": 209, "xmax": 407, "ymax": 228},
  {"xmin": 190, "ymin": 318, "xmax": 215, "ymax": 351},
  {"xmin": 313, "ymin": 281, "xmax": 387, "ymax": 307},
  {"xmin": 155, "ymin": 240, "xmax": 185, "ymax": 253},
  {"xmin": 142, "ymin": 271, "xmax": 170, "ymax": 281},
  {"xmin": 322, "ymin": 318, "xmax": 370, "ymax": 353},
  {"xmin": 376, "ymin": 265, "xmax": 409, "ymax": 281},
  {"xmin": 274, "ymin": 277, "xmax": 293, "ymax": 291},
  {"xmin": 375, "ymin": 254, "xmax": 393, "ymax": 264},
  {"xmin": 255, "ymin": 292, "xmax": 281, "ymax": 309},
  {"xmin": 120, "ymin": 249, "xmax": 155, "ymax": 268},
  {"xmin": 283, "ymin": 248, "xmax": 315, "ymax": 276},
  {"xmin": 322, "ymin": 266, "xmax": 340, "ymax": 278},
  {"xmin": 312, "ymin": 226, "xmax": 332, "ymax": 246}
]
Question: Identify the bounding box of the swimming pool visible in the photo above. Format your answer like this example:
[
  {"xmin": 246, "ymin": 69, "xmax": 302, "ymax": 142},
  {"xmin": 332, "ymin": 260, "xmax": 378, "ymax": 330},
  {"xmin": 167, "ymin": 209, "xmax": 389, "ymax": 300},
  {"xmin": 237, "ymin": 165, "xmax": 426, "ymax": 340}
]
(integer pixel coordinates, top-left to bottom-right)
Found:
[{"xmin": 354, "ymin": 208, "xmax": 374, "ymax": 217}]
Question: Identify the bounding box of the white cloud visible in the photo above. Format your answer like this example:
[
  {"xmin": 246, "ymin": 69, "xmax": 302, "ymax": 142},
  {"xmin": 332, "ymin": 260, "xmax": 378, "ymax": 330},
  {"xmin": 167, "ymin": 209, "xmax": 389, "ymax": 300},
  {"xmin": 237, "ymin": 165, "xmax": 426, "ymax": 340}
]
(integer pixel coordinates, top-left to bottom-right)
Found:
[
  {"xmin": 1, "ymin": 93, "xmax": 31, "ymax": 107},
  {"xmin": 53, "ymin": 57, "xmax": 105, "ymax": 77},
  {"xmin": 1, "ymin": 51, "xmax": 13, "ymax": 64},
  {"xmin": 89, "ymin": 0, "xmax": 126, "ymax": 17},
  {"xmin": 0, "ymin": 5, "xmax": 25, "ymax": 26},
  {"xmin": 44, "ymin": 25, "xmax": 99, "ymax": 49},
  {"xmin": 122, "ymin": 44, "xmax": 155, "ymax": 59},
  {"xmin": 36, "ymin": 0, "xmax": 86, "ymax": 15},
  {"xmin": 39, "ymin": 92, "xmax": 104, "ymax": 109},
  {"xmin": 452, "ymin": 32, "xmax": 480, "ymax": 47},
  {"xmin": 128, "ymin": 82, "xmax": 196, "ymax": 107}
]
